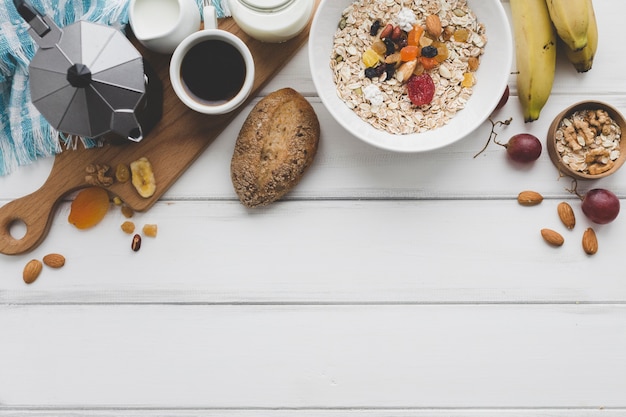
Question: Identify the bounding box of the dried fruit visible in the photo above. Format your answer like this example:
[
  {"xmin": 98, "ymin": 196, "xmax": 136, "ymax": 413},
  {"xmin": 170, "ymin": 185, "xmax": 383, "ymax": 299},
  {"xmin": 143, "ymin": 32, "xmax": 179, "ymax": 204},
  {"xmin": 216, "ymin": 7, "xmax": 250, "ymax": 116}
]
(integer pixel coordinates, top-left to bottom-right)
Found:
[
  {"xmin": 369, "ymin": 19, "xmax": 381, "ymax": 36},
  {"xmin": 115, "ymin": 163, "xmax": 130, "ymax": 183},
  {"xmin": 453, "ymin": 28, "xmax": 469, "ymax": 42},
  {"xmin": 362, "ymin": 48, "xmax": 381, "ymax": 67},
  {"xmin": 557, "ymin": 202, "xmax": 576, "ymax": 230},
  {"xmin": 68, "ymin": 187, "xmax": 110, "ymax": 229},
  {"xmin": 130, "ymin": 157, "xmax": 157, "ymax": 198},
  {"xmin": 582, "ymin": 227, "xmax": 598, "ymax": 255},
  {"xmin": 121, "ymin": 221, "xmax": 136, "ymax": 234},
  {"xmin": 421, "ymin": 45, "xmax": 438, "ymax": 58},
  {"xmin": 419, "ymin": 55, "xmax": 439, "ymax": 70},
  {"xmin": 142, "ymin": 224, "xmax": 158, "ymax": 238},
  {"xmin": 425, "ymin": 15, "xmax": 442, "ymax": 38},
  {"xmin": 517, "ymin": 191, "xmax": 543, "ymax": 206},
  {"xmin": 121, "ymin": 205, "xmax": 134, "ymax": 218},
  {"xmin": 467, "ymin": 56, "xmax": 480, "ymax": 71},
  {"xmin": 23, "ymin": 259, "xmax": 43, "ymax": 284},
  {"xmin": 131, "ymin": 234, "xmax": 142, "ymax": 252},
  {"xmin": 461, "ymin": 72, "xmax": 475, "ymax": 87},
  {"xmin": 43, "ymin": 253, "xmax": 65, "ymax": 268},
  {"xmin": 400, "ymin": 45, "xmax": 419, "ymax": 61},
  {"xmin": 541, "ymin": 228, "xmax": 564, "ymax": 247},
  {"xmin": 407, "ymin": 25, "xmax": 424, "ymax": 46},
  {"xmin": 407, "ymin": 73, "xmax": 435, "ymax": 106}
]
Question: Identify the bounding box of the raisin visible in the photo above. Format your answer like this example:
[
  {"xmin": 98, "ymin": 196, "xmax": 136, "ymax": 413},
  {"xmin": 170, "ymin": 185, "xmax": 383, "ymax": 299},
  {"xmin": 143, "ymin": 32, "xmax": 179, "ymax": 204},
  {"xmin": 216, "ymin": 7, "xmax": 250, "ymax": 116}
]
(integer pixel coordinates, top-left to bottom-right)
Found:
[
  {"xmin": 364, "ymin": 67, "xmax": 379, "ymax": 79},
  {"xmin": 421, "ymin": 45, "xmax": 438, "ymax": 58},
  {"xmin": 384, "ymin": 64, "xmax": 396, "ymax": 80},
  {"xmin": 407, "ymin": 74, "xmax": 435, "ymax": 106},
  {"xmin": 370, "ymin": 20, "xmax": 381, "ymax": 36},
  {"xmin": 397, "ymin": 34, "xmax": 408, "ymax": 49},
  {"xmin": 383, "ymin": 38, "xmax": 396, "ymax": 55}
]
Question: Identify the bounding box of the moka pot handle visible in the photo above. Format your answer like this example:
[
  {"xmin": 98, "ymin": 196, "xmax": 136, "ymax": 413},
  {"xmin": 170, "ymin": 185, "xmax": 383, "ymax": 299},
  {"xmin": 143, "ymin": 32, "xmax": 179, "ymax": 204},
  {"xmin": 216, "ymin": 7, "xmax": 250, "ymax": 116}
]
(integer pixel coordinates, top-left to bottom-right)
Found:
[{"xmin": 13, "ymin": 0, "xmax": 62, "ymax": 48}]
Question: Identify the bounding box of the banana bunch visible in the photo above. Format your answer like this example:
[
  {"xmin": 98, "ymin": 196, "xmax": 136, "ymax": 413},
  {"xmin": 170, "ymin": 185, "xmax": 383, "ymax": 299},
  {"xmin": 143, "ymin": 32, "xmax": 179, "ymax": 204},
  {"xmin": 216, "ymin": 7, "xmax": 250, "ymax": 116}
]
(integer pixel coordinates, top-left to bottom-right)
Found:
[{"xmin": 509, "ymin": 0, "xmax": 598, "ymax": 122}]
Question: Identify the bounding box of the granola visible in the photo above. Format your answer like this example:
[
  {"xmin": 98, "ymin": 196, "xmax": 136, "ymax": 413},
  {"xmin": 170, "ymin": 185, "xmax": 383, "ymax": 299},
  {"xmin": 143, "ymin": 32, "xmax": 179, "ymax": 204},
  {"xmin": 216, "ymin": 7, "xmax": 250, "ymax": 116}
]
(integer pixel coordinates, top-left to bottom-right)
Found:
[{"xmin": 330, "ymin": 0, "xmax": 487, "ymax": 135}]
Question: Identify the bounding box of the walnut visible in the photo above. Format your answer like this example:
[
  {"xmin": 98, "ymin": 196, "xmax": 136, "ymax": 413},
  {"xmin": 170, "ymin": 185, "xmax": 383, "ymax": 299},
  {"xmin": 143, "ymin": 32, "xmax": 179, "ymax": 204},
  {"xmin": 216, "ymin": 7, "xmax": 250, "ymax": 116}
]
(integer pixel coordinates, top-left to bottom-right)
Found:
[{"xmin": 85, "ymin": 163, "xmax": 114, "ymax": 187}]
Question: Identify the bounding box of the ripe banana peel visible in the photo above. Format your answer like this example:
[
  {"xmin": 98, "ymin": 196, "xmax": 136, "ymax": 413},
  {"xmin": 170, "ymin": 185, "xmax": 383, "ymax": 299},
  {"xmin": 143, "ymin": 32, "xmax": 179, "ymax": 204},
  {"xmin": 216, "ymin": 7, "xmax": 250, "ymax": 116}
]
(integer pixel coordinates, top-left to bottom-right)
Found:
[
  {"xmin": 564, "ymin": 0, "xmax": 598, "ymax": 72},
  {"xmin": 546, "ymin": 0, "xmax": 589, "ymax": 52},
  {"xmin": 510, "ymin": 0, "xmax": 557, "ymax": 122}
]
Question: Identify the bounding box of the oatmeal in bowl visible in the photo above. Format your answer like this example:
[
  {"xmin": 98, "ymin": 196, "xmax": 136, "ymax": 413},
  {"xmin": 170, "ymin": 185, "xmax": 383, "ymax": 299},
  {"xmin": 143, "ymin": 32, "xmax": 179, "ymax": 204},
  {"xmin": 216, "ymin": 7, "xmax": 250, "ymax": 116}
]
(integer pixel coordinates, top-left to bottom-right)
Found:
[{"xmin": 309, "ymin": 0, "xmax": 512, "ymax": 153}]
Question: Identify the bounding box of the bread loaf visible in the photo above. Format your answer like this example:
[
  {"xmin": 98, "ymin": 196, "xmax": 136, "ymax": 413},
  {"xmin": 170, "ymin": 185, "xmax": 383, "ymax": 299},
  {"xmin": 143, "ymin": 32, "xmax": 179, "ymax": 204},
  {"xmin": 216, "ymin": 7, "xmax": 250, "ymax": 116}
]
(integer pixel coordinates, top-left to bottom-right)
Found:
[{"xmin": 230, "ymin": 88, "xmax": 320, "ymax": 208}]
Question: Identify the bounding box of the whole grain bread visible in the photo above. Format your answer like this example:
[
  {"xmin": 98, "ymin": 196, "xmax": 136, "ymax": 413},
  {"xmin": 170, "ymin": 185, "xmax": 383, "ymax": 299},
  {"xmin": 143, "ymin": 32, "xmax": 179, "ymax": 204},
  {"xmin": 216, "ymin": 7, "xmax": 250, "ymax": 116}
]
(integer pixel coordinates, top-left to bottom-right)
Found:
[{"xmin": 230, "ymin": 88, "xmax": 320, "ymax": 208}]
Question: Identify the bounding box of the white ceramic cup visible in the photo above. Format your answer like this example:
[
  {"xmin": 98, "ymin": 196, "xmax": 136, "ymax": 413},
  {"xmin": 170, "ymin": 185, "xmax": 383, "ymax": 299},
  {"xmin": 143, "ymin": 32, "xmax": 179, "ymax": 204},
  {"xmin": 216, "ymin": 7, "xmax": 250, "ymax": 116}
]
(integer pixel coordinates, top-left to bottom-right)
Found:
[
  {"xmin": 129, "ymin": 0, "xmax": 201, "ymax": 54},
  {"xmin": 169, "ymin": 5, "xmax": 255, "ymax": 115}
]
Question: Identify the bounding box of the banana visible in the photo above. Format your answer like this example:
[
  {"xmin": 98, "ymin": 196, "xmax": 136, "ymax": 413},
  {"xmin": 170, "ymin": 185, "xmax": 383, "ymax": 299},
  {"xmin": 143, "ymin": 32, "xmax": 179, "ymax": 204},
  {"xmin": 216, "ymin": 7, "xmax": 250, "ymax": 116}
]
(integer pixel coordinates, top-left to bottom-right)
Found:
[
  {"xmin": 510, "ymin": 0, "xmax": 557, "ymax": 122},
  {"xmin": 546, "ymin": 0, "xmax": 589, "ymax": 52},
  {"xmin": 564, "ymin": 0, "xmax": 598, "ymax": 72},
  {"xmin": 130, "ymin": 157, "xmax": 157, "ymax": 198}
]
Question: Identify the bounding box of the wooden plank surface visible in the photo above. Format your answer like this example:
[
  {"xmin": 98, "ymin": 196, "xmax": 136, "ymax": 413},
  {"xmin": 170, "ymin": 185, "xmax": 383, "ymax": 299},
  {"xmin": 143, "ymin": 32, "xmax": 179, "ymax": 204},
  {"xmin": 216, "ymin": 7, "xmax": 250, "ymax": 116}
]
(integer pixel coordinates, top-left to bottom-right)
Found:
[
  {"xmin": 1, "ymin": 304, "xmax": 626, "ymax": 408},
  {"xmin": 1, "ymin": 0, "xmax": 626, "ymax": 416}
]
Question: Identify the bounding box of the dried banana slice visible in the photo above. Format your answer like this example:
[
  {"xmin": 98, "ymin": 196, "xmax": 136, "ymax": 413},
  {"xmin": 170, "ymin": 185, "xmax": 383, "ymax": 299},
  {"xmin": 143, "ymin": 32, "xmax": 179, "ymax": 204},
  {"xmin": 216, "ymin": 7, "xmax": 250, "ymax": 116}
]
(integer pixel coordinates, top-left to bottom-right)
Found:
[{"xmin": 130, "ymin": 157, "xmax": 156, "ymax": 198}]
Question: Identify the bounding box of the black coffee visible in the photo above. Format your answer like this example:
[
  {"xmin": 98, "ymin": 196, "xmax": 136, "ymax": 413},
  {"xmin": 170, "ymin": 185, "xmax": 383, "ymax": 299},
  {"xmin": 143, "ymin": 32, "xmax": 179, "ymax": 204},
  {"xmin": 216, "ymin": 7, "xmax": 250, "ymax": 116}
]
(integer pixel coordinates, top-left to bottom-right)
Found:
[{"xmin": 180, "ymin": 40, "xmax": 246, "ymax": 105}]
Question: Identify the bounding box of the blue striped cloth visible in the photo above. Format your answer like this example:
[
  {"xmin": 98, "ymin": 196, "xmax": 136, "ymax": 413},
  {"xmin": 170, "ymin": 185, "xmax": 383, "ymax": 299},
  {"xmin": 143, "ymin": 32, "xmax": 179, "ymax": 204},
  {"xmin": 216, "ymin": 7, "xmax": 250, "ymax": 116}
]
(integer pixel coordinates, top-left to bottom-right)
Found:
[
  {"xmin": 0, "ymin": 0, "xmax": 229, "ymax": 177},
  {"xmin": 0, "ymin": 0, "xmax": 131, "ymax": 176}
]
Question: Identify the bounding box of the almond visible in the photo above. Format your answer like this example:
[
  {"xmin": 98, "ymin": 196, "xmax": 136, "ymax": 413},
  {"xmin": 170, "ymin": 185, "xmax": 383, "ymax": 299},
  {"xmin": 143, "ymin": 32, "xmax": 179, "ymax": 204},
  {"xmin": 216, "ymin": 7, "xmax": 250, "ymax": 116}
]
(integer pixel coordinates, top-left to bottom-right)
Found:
[
  {"xmin": 23, "ymin": 259, "xmax": 43, "ymax": 284},
  {"xmin": 582, "ymin": 227, "xmax": 598, "ymax": 255},
  {"xmin": 425, "ymin": 15, "xmax": 442, "ymax": 38},
  {"xmin": 517, "ymin": 190, "xmax": 543, "ymax": 206},
  {"xmin": 557, "ymin": 202, "xmax": 576, "ymax": 230},
  {"xmin": 541, "ymin": 228, "xmax": 564, "ymax": 247},
  {"xmin": 43, "ymin": 253, "xmax": 65, "ymax": 268}
]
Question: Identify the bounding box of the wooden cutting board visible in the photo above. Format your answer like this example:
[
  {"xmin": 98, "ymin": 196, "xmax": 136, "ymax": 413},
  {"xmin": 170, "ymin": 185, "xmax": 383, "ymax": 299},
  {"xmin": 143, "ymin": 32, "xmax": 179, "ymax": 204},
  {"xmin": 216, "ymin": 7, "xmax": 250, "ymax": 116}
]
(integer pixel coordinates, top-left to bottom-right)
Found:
[{"xmin": 0, "ymin": 2, "xmax": 320, "ymax": 255}]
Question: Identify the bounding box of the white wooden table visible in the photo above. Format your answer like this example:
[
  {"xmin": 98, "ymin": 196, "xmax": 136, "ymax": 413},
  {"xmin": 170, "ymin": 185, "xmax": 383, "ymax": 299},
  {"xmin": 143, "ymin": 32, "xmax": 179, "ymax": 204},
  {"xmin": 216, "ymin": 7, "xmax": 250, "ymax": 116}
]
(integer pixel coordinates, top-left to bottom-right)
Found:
[{"xmin": 1, "ymin": 1, "xmax": 626, "ymax": 415}]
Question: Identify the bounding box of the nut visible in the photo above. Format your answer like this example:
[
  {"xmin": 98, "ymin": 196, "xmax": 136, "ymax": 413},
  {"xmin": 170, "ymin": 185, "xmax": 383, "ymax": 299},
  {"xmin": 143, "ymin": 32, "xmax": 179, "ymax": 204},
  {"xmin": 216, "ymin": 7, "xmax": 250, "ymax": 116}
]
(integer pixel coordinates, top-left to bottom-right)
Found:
[
  {"xmin": 541, "ymin": 228, "xmax": 564, "ymax": 247},
  {"xmin": 85, "ymin": 163, "xmax": 114, "ymax": 187},
  {"xmin": 582, "ymin": 227, "xmax": 598, "ymax": 255},
  {"xmin": 131, "ymin": 234, "xmax": 142, "ymax": 252},
  {"xmin": 557, "ymin": 202, "xmax": 576, "ymax": 229},
  {"xmin": 42, "ymin": 253, "xmax": 65, "ymax": 268},
  {"xmin": 23, "ymin": 259, "xmax": 43, "ymax": 284},
  {"xmin": 395, "ymin": 59, "xmax": 418, "ymax": 83},
  {"xmin": 517, "ymin": 190, "xmax": 543, "ymax": 206},
  {"xmin": 379, "ymin": 23, "xmax": 393, "ymax": 39},
  {"xmin": 425, "ymin": 15, "xmax": 442, "ymax": 38}
]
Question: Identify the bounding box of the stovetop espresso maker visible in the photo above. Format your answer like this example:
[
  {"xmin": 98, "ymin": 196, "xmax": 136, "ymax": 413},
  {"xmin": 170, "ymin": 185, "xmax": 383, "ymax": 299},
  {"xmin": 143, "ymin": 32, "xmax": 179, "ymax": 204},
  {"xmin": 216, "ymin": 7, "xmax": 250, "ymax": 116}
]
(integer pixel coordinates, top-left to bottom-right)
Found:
[{"xmin": 13, "ymin": 0, "xmax": 162, "ymax": 142}]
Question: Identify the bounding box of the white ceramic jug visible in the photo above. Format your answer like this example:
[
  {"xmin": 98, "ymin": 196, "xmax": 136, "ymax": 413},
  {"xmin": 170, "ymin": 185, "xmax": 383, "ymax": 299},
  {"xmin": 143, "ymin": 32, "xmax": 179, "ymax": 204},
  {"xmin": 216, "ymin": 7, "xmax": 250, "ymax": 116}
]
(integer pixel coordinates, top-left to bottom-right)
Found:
[{"xmin": 227, "ymin": 0, "xmax": 315, "ymax": 43}]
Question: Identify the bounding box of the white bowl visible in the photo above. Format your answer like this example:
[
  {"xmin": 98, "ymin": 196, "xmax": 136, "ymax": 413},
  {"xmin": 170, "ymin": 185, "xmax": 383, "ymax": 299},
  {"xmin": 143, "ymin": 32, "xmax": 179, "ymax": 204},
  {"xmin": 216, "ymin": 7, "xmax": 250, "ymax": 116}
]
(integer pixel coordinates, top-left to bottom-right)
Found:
[{"xmin": 309, "ymin": 0, "xmax": 513, "ymax": 153}]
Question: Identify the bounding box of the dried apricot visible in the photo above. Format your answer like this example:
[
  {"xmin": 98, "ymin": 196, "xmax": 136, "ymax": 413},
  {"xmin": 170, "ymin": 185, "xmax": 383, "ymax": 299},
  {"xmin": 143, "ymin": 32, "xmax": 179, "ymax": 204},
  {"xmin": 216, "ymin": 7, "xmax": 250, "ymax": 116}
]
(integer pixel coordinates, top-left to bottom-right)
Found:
[
  {"xmin": 407, "ymin": 25, "xmax": 424, "ymax": 46},
  {"xmin": 400, "ymin": 45, "xmax": 419, "ymax": 62},
  {"xmin": 68, "ymin": 187, "xmax": 110, "ymax": 229}
]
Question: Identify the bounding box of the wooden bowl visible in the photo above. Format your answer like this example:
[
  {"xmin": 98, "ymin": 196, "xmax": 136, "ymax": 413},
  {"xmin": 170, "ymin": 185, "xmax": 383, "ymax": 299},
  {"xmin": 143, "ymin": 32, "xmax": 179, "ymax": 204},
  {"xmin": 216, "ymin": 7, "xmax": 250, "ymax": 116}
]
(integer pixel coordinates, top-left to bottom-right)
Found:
[{"xmin": 547, "ymin": 100, "xmax": 626, "ymax": 180}]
